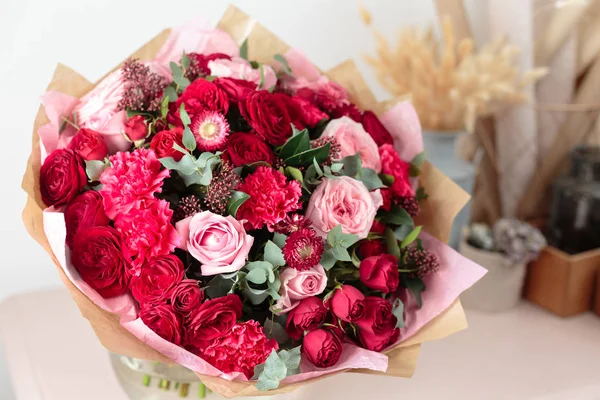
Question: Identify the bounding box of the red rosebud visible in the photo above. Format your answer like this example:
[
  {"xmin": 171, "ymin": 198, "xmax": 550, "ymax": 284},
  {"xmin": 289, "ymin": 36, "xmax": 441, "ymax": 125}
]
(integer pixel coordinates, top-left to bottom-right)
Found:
[
  {"xmin": 224, "ymin": 132, "xmax": 276, "ymax": 167},
  {"xmin": 170, "ymin": 79, "xmax": 229, "ymax": 126},
  {"xmin": 124, "ymin": 115, "xmax": 148, "ymax": 142},
  {"xmin": 139, "ymin": 303, "xmax": 183, "ymax": 346},
  {"xmin": 185, "ymin": 294, "xmax": 243, "ymax": 349},
  {"xmin": 357, "ymin": 239, "xmax": 385, "ymax": 259},
  {"xmin": 239, "ymin": 91, "xmax": 297, "ymax": 146},
  {"xmin": 70, "ymin": 226, "xmax": 130, "ymax": 298},
  {"xmin": 361, "ymin": 111, "xmax": 394, "ymax": 146},
  {"xmin": 40, "ymin": 149, "xmax": 87, "ymax": 207},
  {"xmin": 213, "ymin": 77, "xmax": 256, "ymax": 102},
  {"xmin": 357, "ymin": 296, "xmax": 399, "ymax": 351},
  {"xmin": 370, "ymin": 220, "xmax": 386, "ymax": 234},
  {"xmin": 359, "ymin": 254, "xmax": 399, "ymax": 293},
  {"xmin": 286, "ymin": 297, "xmax": 328, "ymax": 340},
  {"xmin": 68, "ymin": 128, "xmax": 108, "ymax": 161},
  {"xmin": 169, "ymin": 279, "xmax": 204, "ymax": 315},
  {"xmin": 64, "ymin": 191, "xmax": 110, "ymax": 248},
  {"xmin": 328, "ymin": 285, "xmax": 365, "ymax": 322},
  {"xmin": 150, "ymin": 128, "xmax": 185, "ymax": 161},
  {"xmin": 131, "ymin": 255, "xmax": 184, "ymax": 306},
  {"xmin": 303, "ymin": 329, "xmax": 343, "ymax": 368}
]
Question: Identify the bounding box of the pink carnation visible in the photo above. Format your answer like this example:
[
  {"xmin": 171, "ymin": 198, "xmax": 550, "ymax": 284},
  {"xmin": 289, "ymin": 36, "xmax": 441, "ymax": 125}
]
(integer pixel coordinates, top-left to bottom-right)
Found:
[
  {"xmin": 236, "ymin": 167, "xmax": 302, "ymax": 230},
  {"xmin": 100, "ymin": 148, "xmax": 169, "ymax": 219},
  {"xmin": 379, "ymin": 144, "xmax": 414, "ymax": 198},
  {"xmin": 198, "ymin": 320, "xmax": 278, "ymax": 379},
  {"xmin": 114, "ymin": 200, "xmax": 180, "ymax": 272}
]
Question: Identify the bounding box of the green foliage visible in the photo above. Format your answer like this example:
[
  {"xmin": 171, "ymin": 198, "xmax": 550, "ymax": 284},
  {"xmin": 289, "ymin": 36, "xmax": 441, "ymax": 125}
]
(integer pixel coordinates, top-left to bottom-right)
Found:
[
  {"xmin": 258, "ymin": 64, "xmax": 265, "ymax": 88},
  {"xmin": 272, "ymin": 232, "xmax": 287, "ymax": 249},
  {"xmin": 274, "ymin": 54, "xmax": 291, "ymax": 74},
  {"xmin": 284, "ymin": 143, "xmax": 330, "ymax": 168},
  {"xmin": 163, "ymin": 86, "xmax": 178, "ymax": 103},
  {"xmin": 402, "ymin": 275, "xmax": 426, "ymax": 308},
  {"xmin": 240, "ymin": 38, "xmax": 249, "ymax": 60},
  {"xmin": 340, "ymin": 152, "xmax": 385, "ymax": 190},
  {"xmin": 254, "ymin": 347, "xmax": 302, "ymax": 391},
  {"xmin": 409, "ymin": 151, "xmax": 426, "ymax": 177},
  {"xmin": 264, "ymin": 240, "xmax": 285, "ymax": 267},
  {"xmin": 320, "ymin": 225, "xmax": 359, "ymax": 270},
  {"xmin": 181, "ymin": 52, "xmax": 191, "ymax": 69},
  {"xmin": 85, "ymin": 159, "xmax": 108, "ymax": 182},
  {"xmin": 384, "ymin": 227, "xmax": 401, "ymax": 259},
  {"xmin": 227, "ymin": 191, "xmax": 250, "ymax": 217},
  {"xmin": 169, "ymin": 62, "xmax": 190, "ymax": 91},
  {"xmin": 392, "ymin": 298, "xmax": 405, "ymax": 329},
  {"xmin": 379, "ymin": 203, "xmax": 415, "ymax": 227},
  {"xmin": 400, "ymin": 226, "xmax": 422, "ymax": 249},
  {"xmin": 159, "ymin": 152, "xmax": 221, "ymax": 187},
  {"xmin": 415, "ymin": 187, "xmax": 429, "ymax": 201}
]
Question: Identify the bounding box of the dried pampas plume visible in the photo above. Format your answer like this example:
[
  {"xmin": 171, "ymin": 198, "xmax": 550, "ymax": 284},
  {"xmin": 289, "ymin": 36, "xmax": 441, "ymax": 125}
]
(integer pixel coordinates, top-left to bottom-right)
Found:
[{"xmin": 361, "ymin": 7, "xmax": 548, "ymax": 131}]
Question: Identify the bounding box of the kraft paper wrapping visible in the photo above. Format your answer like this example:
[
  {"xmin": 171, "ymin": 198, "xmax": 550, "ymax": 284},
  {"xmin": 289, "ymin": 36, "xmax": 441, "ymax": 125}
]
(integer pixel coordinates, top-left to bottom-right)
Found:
[{"xmin": 22, "ymin": 5, "xmax": 479, "ymax": 397}]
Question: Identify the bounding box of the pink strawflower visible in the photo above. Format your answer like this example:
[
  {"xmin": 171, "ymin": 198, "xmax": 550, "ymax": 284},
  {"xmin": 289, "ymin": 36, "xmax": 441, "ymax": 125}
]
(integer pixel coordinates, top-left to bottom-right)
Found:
[
  {"xmin": 236, "ymin": 167, "xmax": 302, "ymax": 230},
  {"xmin": 283, "ymin": 228, "xmax": 325, "ymax": 271},
  {"xmin": 115, "ymin": 199, "xmax": 180, "ymax": 273},
  {"xmin": 100, "ymin": 148, "xmax": 169, "ymax": 219},
  {"xmin": 198, "ymin": 320, "xmax": 278, "ymax": 379},
  {"xmin": 192, "ymin": 111, "xmax": 230, "ymax": 151},
  {"xmin": 272, "ymin": 214, "xmax": 311, "ymax": 234}
]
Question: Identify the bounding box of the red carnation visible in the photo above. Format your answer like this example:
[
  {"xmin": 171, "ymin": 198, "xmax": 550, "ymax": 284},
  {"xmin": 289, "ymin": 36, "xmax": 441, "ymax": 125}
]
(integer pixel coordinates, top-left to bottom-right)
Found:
[
  {"xmin": 236, "ymin": 167, "xmax": 302, "ymax": 230},
  {"xmin": 64, "ymin": 191, "xmax": 110, "ymax": 248},
  {"xmin": 198, "ymin": 321, "xmax": 278, "ymax": 379},
  {"xmin": 139, "ymin": 303, "xmax": 183, "ymax": 346},
  {"xmin": 150, "ymin": 128, "xmax": 185, "ymax": 161},
  {"xmin": 68, "ymin": 128, "xmax": 108, "ymax": 161},
  {"xmin": 70, "ymin": 226, "xmax": 130, "ymax": 298},
  {"xmin": 40, "ymin": 148, "xmax": 87, "ymax": 207},
  {"xmin": 361, "ymin": 111, "xmax": 393, "ymax": 146},
  {"xmin": 170, "ymin": 79, "xmax": 229, "ymax": 126},
  {"xmin": 131, "ymin": 255, "xmax": 184, "ymax": 306},
  {"xmin": 239, "ymin": 91, "xmax": 297, "ymax": 146},
  {"xmin": 379, "ymin": 144, "xmax": 414, "ymax": 198},
  {"xmin": 224, "ymin": 132, "xmax": 276, "ymax": 167},
  {"xmin": 283, "ymin": 228, "xmax": 324, "ymax": 271}
]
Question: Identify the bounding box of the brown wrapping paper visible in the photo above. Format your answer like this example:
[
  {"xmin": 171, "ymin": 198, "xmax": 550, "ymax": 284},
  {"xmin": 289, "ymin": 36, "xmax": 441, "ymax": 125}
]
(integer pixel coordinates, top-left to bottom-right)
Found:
[{"xmin": 21, "ymin": 5, "xmax": 471, "ymax": 397}]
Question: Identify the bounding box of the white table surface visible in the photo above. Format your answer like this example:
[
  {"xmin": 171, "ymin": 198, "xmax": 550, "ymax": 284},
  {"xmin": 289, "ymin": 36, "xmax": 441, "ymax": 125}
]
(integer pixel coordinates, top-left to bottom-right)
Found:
[{"xmin": 1, "ymin": 288, "xmax": 600, "ymax": 400}]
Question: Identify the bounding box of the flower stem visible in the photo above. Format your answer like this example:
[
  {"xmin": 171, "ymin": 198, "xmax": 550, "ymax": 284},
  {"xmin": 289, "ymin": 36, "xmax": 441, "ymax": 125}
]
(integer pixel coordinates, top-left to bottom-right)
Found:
[{"xmin": 198, "ymin": 383, "xmax": 206, "ymax": 398}]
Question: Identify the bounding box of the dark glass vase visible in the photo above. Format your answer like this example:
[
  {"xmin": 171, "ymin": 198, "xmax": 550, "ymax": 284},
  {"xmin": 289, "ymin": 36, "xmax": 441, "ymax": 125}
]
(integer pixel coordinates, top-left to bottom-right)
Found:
[{"xmin": 548, "ymin": 146, "xmax": 600, "ymax": 254}]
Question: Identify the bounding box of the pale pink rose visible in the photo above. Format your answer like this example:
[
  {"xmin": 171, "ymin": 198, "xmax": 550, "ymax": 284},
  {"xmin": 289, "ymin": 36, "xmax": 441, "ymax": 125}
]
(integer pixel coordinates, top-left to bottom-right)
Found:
[
  {"xmin": 73, "ymin": 70, "xmax": 129, "ymax": 154},
  {"xmin": 321, "ymin": 116, "xmax": 382, "ymax": 172},
  {"xmin": 306, "ymin": 176, "xmax": 383, "ymax": 240},
  {"xmin": 274, "ymin": 265, "xmax": 327, "ymax": 313},
  {"xmin": 175, "ymin": 211, "xmax": 254, "ymax": 276},
  {"xmin": 153, "ymin": 18, "xmax": 238, "ymax": 66},
  {"xmin": 209, "ymin": 57, "xmax": 277, "ymax": 90}
]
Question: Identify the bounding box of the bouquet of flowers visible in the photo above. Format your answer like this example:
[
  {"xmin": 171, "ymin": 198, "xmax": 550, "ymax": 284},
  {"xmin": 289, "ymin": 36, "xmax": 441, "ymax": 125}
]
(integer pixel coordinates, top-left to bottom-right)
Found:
[{"xmin": 22, "ymin": 5, "xmax": 485, "ymax": 397}]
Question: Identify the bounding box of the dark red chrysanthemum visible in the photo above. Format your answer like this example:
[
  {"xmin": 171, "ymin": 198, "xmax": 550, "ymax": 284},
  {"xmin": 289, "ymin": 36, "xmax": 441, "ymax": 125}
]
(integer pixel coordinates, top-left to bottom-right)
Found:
[
  {"xmin": 272, "ymin": 214, "xmax": 312, "ymax": 234},
  {"xmin": 283, "ymin": 228, "xmax": 325, "ymax": 270}
]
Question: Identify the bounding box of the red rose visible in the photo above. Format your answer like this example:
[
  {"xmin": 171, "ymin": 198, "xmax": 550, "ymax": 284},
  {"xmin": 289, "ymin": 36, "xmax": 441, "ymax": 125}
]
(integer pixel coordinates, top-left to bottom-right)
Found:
[
  {"xmin": 361, "ymin": 111, "xmax": 393, "ymax": 146},
  {"xmin": 290, "ymin": 96, "xmax": 328, "ymax": 127},
  {"xmin": 139, "ymin": 303, "xmax": 183, "ymax": 345},
  {"xmin": 185, "ymin": 294, "xmax": 243, "ymax": 349},
  {"xmin": 357, "ymin": 296, "xmax": 399, "ymax": 351},
  {"xmin": 68, "ymin": 128, "xmax": 109, "ymax": 161},
  {"xmin": 380, "ymin": 188, "xmax": 392, "ymax": 211},
  {"xmin": 124, "ymin": 115, "xmax": 148, "ymax": 142},
  {"xmin": 150, "ymin": 128, "xmax": 185, "ymax": 161},
  {"xmin": 169, "ymin": 279, "xmax": 204, "ymax": 315},
  {"xmin": 224, "ymin": 132, "xmax": 276, "ymax": 167},
  {"xmin": 286, "ymin": 297, "xmax": 328, "ymax": 340},
  {"xmin": 370, "ymin": 220, "xmax": 386, "ymax": 234},
  {"xmin": 40, "ymin": 149, "xmax": 87, "ymax": 207},
  {"xmin": 360, "ymin": 254, "xmax": 399, "ymax": 293},
  {"xmin": 131, "ymin": 255, "xmax": 184, "ymax": 306},
  {"xmin": 328, "ymin": 285, "xmax": 365, "ymax": 322},
  {"xmin": 70, "ymin": 226, "xmax": 130, "ymax": 298},
  {"xmin": 188, "ymin": 53, "xmax": 231, "ymax": 80},
  {"xmin": 64, "ymin": 191, "xmax": 110, "ymax": 248},
  {"xmin": 170, "ymin": 79, "xmax": 229, "ymax": 126},
  {"xmin": 213, "ymin": 77, "xmax": 256, "ymax": 102},
  {"xmin": 329, "ymin": 103, "xmax": 362, "ymax": 122},
  {"xmin": 239, "ymin": 91, "xmax": 297, "ymax": 146},
  {"xmin": 358, "ymin": 239, "xmax": 385, "ymax": 259},
  {"xmin": 303, "ymin": 329, "xmax": 343, "ymax": 368}
]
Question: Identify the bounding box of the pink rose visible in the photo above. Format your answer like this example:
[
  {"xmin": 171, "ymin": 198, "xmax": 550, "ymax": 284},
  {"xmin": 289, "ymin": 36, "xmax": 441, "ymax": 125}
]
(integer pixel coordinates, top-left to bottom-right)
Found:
[
  {"xmin": 274, "ymin": 264, "xmax": 327, "ymax": 313},
  {"xmin": 306, "ymin": 176, "xmax": 383, "ymax": 239},
  {"xmin": 175, "ymin": 211, "xmax": 254, "ymax": 276},
  {"xmin": 321, "ymin": 116, "xmax": 382, "ymax": 172},
  {"xmin": 209, "ymin": 57, "xmax": 277, "ymax": 90}
]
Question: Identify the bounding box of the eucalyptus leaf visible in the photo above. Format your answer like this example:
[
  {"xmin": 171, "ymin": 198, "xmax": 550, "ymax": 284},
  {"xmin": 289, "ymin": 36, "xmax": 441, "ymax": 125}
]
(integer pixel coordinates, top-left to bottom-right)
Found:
[
  {"xmin": 327, "ymin": 225, "xmax": 344, "ymax": 247},
  {"xmin": 331, "ymin": 246, "xmax": 351, "ymax": 262},
  {"xmin": 285, "ymin": 166, "xmax": 303, "ymax": 184},
  {"xmin": 246, "ymin": 268, "xmax": 268, "ymax": 285},
  {"xmin": 274, "ymin": 54, "xmax": 291, "ymax": 74},
  {"xmin": 331, "ymin": 163, "xmax": 343, "ymax": 173},
  {"xmin": 339, "ymin": 233, "xmax": 360, "ymax": 248},
  {"xmin": 313, "ymin": 157, "xmax": 323, "ymax": 176},
  {"xmin": 85, "ymin": 159, "xmax": 107, "ymax": 182},
  {"xmin": 359, "ymin": 168, "xmax": 386, "ymax": 191},
  {"xmin": 227, "ymin": 191, "xmax": 250, "ymax": 217},
  {"xmin": 181, "ymin": 52, "xmax": 191, "ymax": 69},
  {"xmin": 341, "ymin": 152, "xmax": 362, "ymax": 177},
  {"xmin": 320, "ymin": 249, "xmax": 337, "ymax": 270},
  {"xmin": 392, "ymin": 298, "xmax": 405, "ymax": 329},
  {"xmin": 259, "ymin": 64, "xmax": 265, "ymax": 88},
  {"xmin": 163, "ymin": 86, "xmax": 178, "ymax": 103},
  {"xmin": 400, "ymin": 226, "xmax": 422, "ymax": 249},
  {"xmin": 273, "ymin": 232, "xmax": 287, "ymax": 249},
  {"xmin": 254, "ymin": 350, "xmax": 287, "ymax": 391},
  {"xmin": 182, "ymin": 126, "xmax": 196, "ymax": 152},
  {"xmin": 243, "ymin": 286, "xmax": 269, "ymax": 305},
  {"xmin": 160, "ymin": 96, "xmax": 170, "ymax": 119},
  {"xmin": 411, "ymin": 151, "xmax": 427, "ymax": 168},
  {"xmin": 179, "ymin": 104, "xmax": 192, "ymax": 127},
  {"xmin": 239, "ymin": 38, "xmax": 249, "ymax": 60},
  {"xmin": 264, "ymin": 241, "xmax": 285, "ymax": 267},
  {"xmin": 263, "ymin": 319, "xmax": 289, "ymax": 345},
  {"xmin": 159, "ymin": 154, "xmax": 197, "ymax": 176}
]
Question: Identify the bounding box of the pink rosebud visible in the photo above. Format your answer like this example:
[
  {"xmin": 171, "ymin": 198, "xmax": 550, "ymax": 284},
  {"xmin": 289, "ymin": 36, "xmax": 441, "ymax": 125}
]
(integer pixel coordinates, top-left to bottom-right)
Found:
[
  {"xmin": 303, "ymin": 329, "xmax": 343, "ymax": 368},
  {"xmin": 328, "ymin": 285, "xmax": 365, "ymax": 322}
]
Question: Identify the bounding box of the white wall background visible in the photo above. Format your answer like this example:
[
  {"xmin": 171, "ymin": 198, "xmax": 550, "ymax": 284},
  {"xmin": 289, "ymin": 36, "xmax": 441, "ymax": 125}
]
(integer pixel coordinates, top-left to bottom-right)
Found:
[{"xmin": 0, "ymin": 0, "xmax": 489, "ymax": 303}]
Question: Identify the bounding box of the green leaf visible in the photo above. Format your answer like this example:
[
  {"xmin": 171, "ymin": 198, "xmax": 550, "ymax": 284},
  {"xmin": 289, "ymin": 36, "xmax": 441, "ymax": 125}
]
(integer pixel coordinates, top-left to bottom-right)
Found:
[
  {"xmin": 227, "ymin": 191, "xmax": 250, "ymax": 217},
  {"xmin": 392, "ymin": 298, "xmax": 405, "ymax": 329},
  {"xmin": 179, "ymin": 103, "xmax": 192, "ymax": 126},
  {"xmin": 400, "ymin": 226, "xmax": 422, "ymax": 249},
  {"xmin": 160, "ymin": 96, "xmax": 170, "ymax": 119},
  {"xmin": 409, "ymin": 164, "xmax": 420, "ymax": 177},
  {"xmin": 379, "ymin": 204, "xmax": 414, "ymax": 227},
  {"xmin": 181, "ymin": 52, "xmax": 191, "ymax": 69},
  {"xmin": 394, "ymin": 224, "xmax": 413, "ymax": 241},
  {"xmin": 380, "ymin": 173, "xmax": 395, "ymax": 186},
  {"xmin": 274, "ymin": 54, "xmax": 292, "ymax": 74},
  {"xmin": 359, "ymin": 168, "xmax": 386, "ymax": 191},
  {"xmin": 331, "ymin": 246, "xmax": 351, "ymax": 262},
  {"xmin": 259, "ymin": 64, "xmax": 265, "ymax": 88},
  {"xmin": 170, "ymin": 61, "xmax": 183, "ymax": 82},
  {"xmin": 279, "ymin": 346, "xmax": 301, "ymax": 376},
  {"xmin": 254, "ymin": 349, "xmax": 288, "ymax": 391},
  {"xmin": 264, "ymin": 240, "xmax": 285, "ymax": 267},
  {"xmin": 284, "ymin": 143, "xmax": 330, "ymax": 168},
  {"xmin": 246, "ymin": 268, "xmax": 268, "ymax": 285},
  {"xmin": 285, "ymin": 166, "xmax": 303, "ymax": 184},
  {"xmin": 385, "ymin": 227, "xmax": 401, "ymax": 259},
  {"xmin": 415, "ymin": 187, "xmax": 429, "ymax": 201},
  {"xmin": 279, "ymin": 128, "xmax": 310, "ymax": 160},
  {"xmin": 159, "ymin": 154, "xmax": 197, "ymax": 175},
  {"xmin": 205, "ymin": 274, "xmax": 238, "ymax": 299},
  {"xmin": 239, "ymin": 38, "xmax": 249, "ymax": 60},
  {"xmin": 341, "ymin": 152, "xmax": 362, "ymax": 177},
  {"xmin": 85, "ymin": 159, "xmax": 107, "ymax": 181},
  {"xmin": 411, "ymin": 151, "xmax": 427, "ymax": 168},
  {"xmin": 351, "ymin": 247, "xmax": 361, "ymax": 267},
  {"xmin": 182, "ymin": 126, "xmax": 196, "ymax": 152},
  {"xmin": 244, "ymin": 286, "xmax": 270, "ymax": 305},
  {"xmin": 320, "ymin": 249, "xmax": 337, "ymax": 270},
  {"xmin": 246, "ymin": 261, "xmax": 274, "ymax": 272},
  {"xmin": 331, "ymin": 163, "xmax": 343, "ymax": 173},
  {"xmin": 172, "ymin": 143, "xmax": 188, "ymax": 155},
  {"xmin": 402, "ymin": 275, "xmax": 426, "ymax": 308},
  {"xmin": 327, "ymin": 225, "xmax": 344, "ymax": 247},
  {"xmin": 340, "ymin": 233, "xmax": 360, "ymax": 248},
  {"xmin": 273, "ymin": 232, "xmax": 287, "ymax": 249},
  {"xmin": 163, "ymin": 86, "xmax": 178, "ymax": 103},
  {"xmin": 263, "ymin": 319, "xmax": 289, "ymax": 345}
]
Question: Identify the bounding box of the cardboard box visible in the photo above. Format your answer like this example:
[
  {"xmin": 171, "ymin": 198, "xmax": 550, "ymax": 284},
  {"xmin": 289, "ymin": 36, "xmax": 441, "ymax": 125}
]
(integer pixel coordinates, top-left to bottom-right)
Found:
[{"xmin": 524, "ymin": 246, "xmax": 600, "ymax": 317}]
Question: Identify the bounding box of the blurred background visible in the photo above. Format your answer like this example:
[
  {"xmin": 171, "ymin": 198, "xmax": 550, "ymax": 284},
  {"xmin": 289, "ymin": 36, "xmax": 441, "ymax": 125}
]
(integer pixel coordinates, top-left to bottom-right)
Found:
[{"xmin": 2, "ymin": 0, "xmax": 600, "ymax": 399}]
